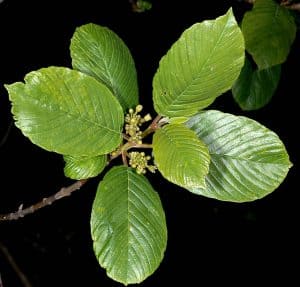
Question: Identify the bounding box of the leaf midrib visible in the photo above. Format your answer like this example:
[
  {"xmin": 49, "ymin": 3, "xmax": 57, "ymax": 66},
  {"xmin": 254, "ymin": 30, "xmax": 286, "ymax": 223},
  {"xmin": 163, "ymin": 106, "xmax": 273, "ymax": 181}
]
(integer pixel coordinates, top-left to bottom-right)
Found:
[
  {"xmin": 164, "ymin": 17, "xmax": 230, "ymax": 111},
  {"xmin": 79, "ymin": 38, "xmax": 117, "ymax": 96}
]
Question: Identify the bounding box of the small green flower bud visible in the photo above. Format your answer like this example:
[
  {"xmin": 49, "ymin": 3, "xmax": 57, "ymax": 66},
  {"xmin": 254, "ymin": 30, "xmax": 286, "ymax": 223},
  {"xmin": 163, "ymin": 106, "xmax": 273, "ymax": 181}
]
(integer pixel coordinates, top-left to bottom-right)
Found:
[
  {"xmin": 136, "ymin": 105, "xmax": 143, "ymax": 113},
  {"xmin": 111, "ymin": 151, "xmax": 118, "ymax": 157},
  {"xmin": 144, "ymin": 113, "xmax": 152, "ymax": 122}
]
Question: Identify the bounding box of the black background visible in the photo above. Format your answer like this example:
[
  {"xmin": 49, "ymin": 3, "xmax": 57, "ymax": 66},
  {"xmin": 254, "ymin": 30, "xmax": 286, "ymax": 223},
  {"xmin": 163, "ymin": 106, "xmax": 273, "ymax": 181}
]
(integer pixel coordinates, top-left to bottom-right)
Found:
[{"xmin": 0, "ymin": 0, "xmax": 299, "ymax": 286}]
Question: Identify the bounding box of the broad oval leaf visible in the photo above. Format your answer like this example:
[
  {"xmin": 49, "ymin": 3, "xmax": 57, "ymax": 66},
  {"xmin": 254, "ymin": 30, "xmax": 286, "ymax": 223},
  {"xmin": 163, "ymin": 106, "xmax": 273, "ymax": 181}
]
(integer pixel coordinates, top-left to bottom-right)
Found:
[
  {"xmin": 70, "ymin": 23, "xmax": 138, "ymax": 111},
  {"xmin": 186, "ymin": 110, "xmax": 292, "ymax": 202},
  {"xmin": 232, "ymin": 57, "xmax": 281, "ymax": 110},
  {"xmin": 91, "ymin": 166, "xmax": 167, "ymax": 285},
  {"xmin": 5, "ymin": 67, "xmax": 123, "ymax": 156},
  {"xmin": 153, "ymin": 123, "xmax": 210, "ymax": 189},
  {"xmin": 242, "ymin": 0, "xmax": 296, "ymax": 69},
  {"xmin": 153, "ymin": 8, "xmax": 245, "ymax": 117},
  {"xmin": 64, "ymin": 154, "xmax": 107, "ymax": 180}
]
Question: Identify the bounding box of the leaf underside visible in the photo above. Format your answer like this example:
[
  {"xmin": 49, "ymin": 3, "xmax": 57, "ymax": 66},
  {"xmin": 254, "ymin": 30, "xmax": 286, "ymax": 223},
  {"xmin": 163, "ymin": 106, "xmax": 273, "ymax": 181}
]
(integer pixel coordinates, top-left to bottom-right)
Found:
[
  {"xmin": 153, "ymin": 8, "xmax": 245, "ymax": 117},
  {"xmin": 186, "ymin": 110, "xmax": 292, "ymax": 202},
  {"xmin": 91, "ymin": 166, "xmax": 167, "ymax": 285},
  {"xmin": 6, "ymin": 67, "xmax": 124, "ymax": 156}
]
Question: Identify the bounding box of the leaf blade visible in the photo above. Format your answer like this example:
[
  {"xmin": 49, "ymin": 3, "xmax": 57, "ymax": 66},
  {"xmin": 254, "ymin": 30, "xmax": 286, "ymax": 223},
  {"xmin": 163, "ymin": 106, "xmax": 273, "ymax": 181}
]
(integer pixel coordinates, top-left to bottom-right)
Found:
[
  {"xmin": 70, "ymin": 23, "xmax": 139, "ymax": 111},
  {"xmin": 232, "ymin": 57, "xmax": 281, "ymax": 110},
  {"xmin": 153, "ymin": 8, "xmax": 245, "ymax": 117},
  {"xmin": 64, "ymin": 154, "xmax": 107, "ymax": 180},
  {"xmin": 153, "ymin": 123, "xmax": 210, "ymax": 189},
  {"xmin": 242, "ymin": 0, "xmax": 296, "ymax": 69},
  {"xmin": 6, "ymin": 67, "xmax": 123, "ymax": 156},
  {"xmin": 186, "ymin": 110, "xmax": 292, "ymax": 202},
  {"xmin": 91, "ymin": 166, "xmax": 167, "ymax": 285}
]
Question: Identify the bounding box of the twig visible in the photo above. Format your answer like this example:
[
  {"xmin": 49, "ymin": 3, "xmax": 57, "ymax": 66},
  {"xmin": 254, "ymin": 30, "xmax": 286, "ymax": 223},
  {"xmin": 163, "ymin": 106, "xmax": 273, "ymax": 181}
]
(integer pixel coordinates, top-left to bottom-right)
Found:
[
  {"xmin": 244, "ymin": 0, "xmax": 300, "ymax": 11},
  {"xmin": 0, "ymin": 242, "xmax": 32, "ymax": 287},
  {"xmin": 0, "ymin": 121, "xmax": 13, "ymax": 149},
  {"xmin": 131, "ymin": 143, "xmax": 153, "ymax": 149},
  {"xmin": 282, "ymin": 2, "xmax": 300, "ymax": 11},
  {"xmin": 121, "ymin": 151, "xmax": 128, "ymax": 166},
  {"xmin": 0, "ymin": 179, "xmax": 87, "ymax": 221},
  {"xmin": 281, "ymin": 0, "xmax": 292, "ymax": 5},
  {"xmin": 141, "ymin": 115, "xmax": 162, "ymax": 138}
]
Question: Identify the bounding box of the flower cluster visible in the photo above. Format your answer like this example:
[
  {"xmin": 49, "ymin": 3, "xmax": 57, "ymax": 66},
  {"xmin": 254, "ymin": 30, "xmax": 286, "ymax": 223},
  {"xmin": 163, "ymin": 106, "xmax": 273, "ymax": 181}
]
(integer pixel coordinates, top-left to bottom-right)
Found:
[
  {"xmin": 125, "ymin": 105, "xmax": 152, "ymax": 144},
  {"xmin": 128, "ymin": 151, "xmax": 157, "ymax": 174}
]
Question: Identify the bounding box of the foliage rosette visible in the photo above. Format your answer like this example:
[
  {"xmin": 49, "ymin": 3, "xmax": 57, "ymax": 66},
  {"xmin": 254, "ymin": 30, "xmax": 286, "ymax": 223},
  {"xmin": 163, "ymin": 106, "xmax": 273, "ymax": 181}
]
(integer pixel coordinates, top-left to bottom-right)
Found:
[{"xmin": 3, "ymin": 7, "xmax": 293, "ymax": 286}]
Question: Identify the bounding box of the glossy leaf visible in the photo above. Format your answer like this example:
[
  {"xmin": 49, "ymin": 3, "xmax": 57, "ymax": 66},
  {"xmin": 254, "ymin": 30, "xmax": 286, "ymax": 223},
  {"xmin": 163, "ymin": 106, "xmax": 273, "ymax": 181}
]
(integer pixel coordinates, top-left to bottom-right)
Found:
[
  {"xmin": 232, "ymin": 57, "xmax": 281, "ymax": 110},
  {"xmin": 153, "ymin": 123, "xmax": 210, "ymax": 189},
  {"xmin": 71, "ymin": 23, "xmax": 138, "ymax": 111},
  {"xmin": 91, "ymin": 166, "xmax": 167, "ymax": 285},
  {"xmin": 186, "ymin": 110, "xmax": 292, "ymax": 202},
  {"xmin": 6, "ymin": 67, "xmax": 123, "ymax": 156},
  {"xmin": 64, "ymin": 154, "xmax": 107, "ymax": 180},
  {"xmin": 242, "ymin": 0, "xmax": 296, "ymax": 69},
  {"xmin": 153, "ymin": 8, "xmax": 244, "ymax": 117}
]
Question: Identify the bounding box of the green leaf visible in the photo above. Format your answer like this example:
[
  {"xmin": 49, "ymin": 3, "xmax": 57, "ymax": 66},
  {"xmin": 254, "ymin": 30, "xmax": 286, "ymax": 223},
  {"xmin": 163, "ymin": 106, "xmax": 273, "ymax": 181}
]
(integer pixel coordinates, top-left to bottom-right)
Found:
[
  {"xmin": 232, "ymin": 57, "xmax": 281, "ymax": 110},
  {"xmin": 153, "ymin": 8, "xmax": 245, "ymax": 117},
  {"xmin": 6, "ymin": 67, "xmax": 123, "ymax": 156},
  {"xmin": 64, "ymin": 154, "xmax": 107, "ymax": 180},
  {"xmin": 169, "ymin": 116, "xmax": 189, "ymax": 125},
  {"xmin": 136, "ymin": 0, "xmax": 152, "ymax": 12},
  {"xmin": 242, "ymin": 0, "xmax": 296, "ymax": 69},
  {"xmin": 70, "ymin": 23, "xmax": 138, "ymax": 111},
  {"xmin": 91, "ymin": 166, "xmax": 167, "ymax": 285},
  {"xmin": 186, "ymin": 110, "xmax": 292, "ymax": 202},
  {"xmin": 153, "ymin": 123, "xmax": 210, "ymax": 189}
]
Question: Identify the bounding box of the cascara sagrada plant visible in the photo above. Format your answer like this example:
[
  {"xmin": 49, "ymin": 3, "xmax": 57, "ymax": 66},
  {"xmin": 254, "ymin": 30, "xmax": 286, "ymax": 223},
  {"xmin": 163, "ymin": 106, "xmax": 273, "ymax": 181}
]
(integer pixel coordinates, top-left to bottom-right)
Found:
[{"xmin": 3, "ymin": 8, "xmax": 292, "ymax": 285}]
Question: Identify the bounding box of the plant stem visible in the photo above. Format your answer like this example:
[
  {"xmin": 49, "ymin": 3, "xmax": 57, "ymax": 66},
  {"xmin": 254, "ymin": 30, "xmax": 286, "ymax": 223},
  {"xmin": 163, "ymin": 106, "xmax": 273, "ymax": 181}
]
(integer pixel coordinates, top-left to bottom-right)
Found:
[
  {"xmin": 0, "ymin": 242, "xmax": 32, "ymax": 287},
  {"xmin": 141, "ymin": 115, "xmax": 162, "ymax": 138},
  {"xmin": 282, "ymin": 2, "xmax": 300, "ymax": 11},
  {"xmin": 122, "ymin": 151, "xmax": 128, "ymax": 166},
  {"xmin": 0, "ymin": 179, "xmax": 87, "ymax": 221},
  {"xmin": 110, "ymin": 141, "xmax": 154, "ymax": 162},
  {"xmin": 130, "ymin": 143, "xmax": 153, "ymax": 149},
  {"xmin": 243, "ymin": 0, "xmax": 300, "ymax": 10}
]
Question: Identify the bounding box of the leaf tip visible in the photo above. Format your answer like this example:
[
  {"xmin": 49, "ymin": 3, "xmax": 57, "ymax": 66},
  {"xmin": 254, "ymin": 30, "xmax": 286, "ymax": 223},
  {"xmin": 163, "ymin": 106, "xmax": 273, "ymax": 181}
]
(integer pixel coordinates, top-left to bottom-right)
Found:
[
  {"xmin": 226, "ymin": 7, "xmax": 234, "ymax": 15},
  {"xmin": 224, "ymin": 7, "xmax": 236, "ymax": 21},
  {"xmin": 4, "ymin": 82, "xmax": 26, "ymax": 102}
]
